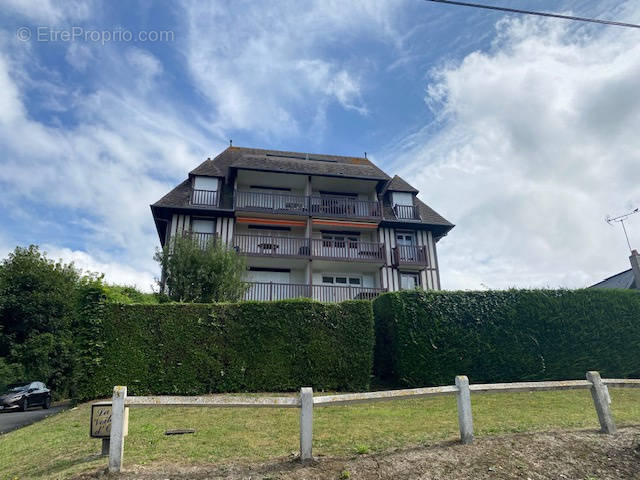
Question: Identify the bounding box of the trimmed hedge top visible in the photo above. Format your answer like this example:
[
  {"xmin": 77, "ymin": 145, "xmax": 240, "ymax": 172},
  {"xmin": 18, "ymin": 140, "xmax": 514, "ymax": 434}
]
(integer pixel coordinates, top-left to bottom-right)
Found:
[
  {"xmin": 76, "ymin": 299, "xmax": 374, "ymax": 400},
  {"xmin": 374, "ymin": 289, "xmax": 640, "ymax": 387}
]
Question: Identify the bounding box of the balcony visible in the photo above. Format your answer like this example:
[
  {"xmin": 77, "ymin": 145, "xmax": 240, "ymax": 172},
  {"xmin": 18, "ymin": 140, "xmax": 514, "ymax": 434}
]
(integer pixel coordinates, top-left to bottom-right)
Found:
[
  {"xmin": 232, "ymin": 235, "xmax": 384, "ymax": 262},
  {"xmin": 235, "ymin": 191, "xmax": 308, "ymax": 215},
  {"xmin": 393, "ymin": 204, "xmax": 420, "ymax": 220},
  {"xmin": 233, "ymin": 234, "xmax": 310, "ymax": 257},
  {"xmin": 243, "ymin": 282, "xmax": 386, "ymax": 302},
  {"xmin": 191, "ymin": 189, "xmax": 219, "ymax": 207},
  {"xmin": 392, "ymin": 245, "xmax": 429, "ymax": 266},
  {"xmin": 244, "ymin": 282, "xmax": 311, "ymax": 301},
  {"xmin": 310, "ymin": 195, "xmax": 381, "ymax": 219},
  {"xmin": 312, "ymin": 284, "xmax": 387, "ymax": 302},
  {"xmin": 311, "ymin": 239, "xmax": 384, "ymax": 262},
  {"xmin": 187, "ymin": 232, "xmax": 218, "ymax": 249},
  {"xmin": 234, "ymin": 191, "xmax": 382, "ymax": 219}
]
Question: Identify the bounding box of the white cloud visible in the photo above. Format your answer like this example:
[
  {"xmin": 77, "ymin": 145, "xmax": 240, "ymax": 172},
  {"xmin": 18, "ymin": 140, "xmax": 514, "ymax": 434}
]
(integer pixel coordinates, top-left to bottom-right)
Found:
[
  {"xmin": 182, "ymin": 0, "xmax": 401, "ymax": 137},
  {"xmin": 65, "ymin": 43, "xmax": 93, "ymax": 72},
  {"xmin": 0, "ymin": 0, "xmax": 94, "ymax": 23},
  {"xmin": 125, "ymin": 48, "xmax": 163, "ymax": 90},
  {"xmin": 0, "ymin": 38, "xmax": 223, "ymax": 287},
  {"xmin": 42, "ymin": 245, "xmax": 156, "ymax": 291},
  {"xmin": 390, "ymin": 8, "xmax": 640, "ymax": 290}
]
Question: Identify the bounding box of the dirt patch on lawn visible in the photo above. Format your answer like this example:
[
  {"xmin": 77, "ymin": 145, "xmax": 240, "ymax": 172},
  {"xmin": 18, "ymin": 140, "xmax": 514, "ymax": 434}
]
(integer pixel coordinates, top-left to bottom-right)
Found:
[{"xmin": 82, "ymin": 427, "xmax": 640, "ymax": 479}]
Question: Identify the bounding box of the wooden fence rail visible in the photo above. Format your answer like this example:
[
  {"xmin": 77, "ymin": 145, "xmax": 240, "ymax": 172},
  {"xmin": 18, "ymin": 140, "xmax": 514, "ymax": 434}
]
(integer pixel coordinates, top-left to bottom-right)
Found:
[{"xmin": 105, "ymin": 372, "xmax": 639, "ymax": 472}]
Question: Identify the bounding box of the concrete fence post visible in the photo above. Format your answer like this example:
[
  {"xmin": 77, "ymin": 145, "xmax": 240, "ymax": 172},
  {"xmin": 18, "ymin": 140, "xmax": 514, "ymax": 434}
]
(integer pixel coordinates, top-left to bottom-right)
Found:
[
  {"xmin": 299, "ymin": 387, "xmax": 314, "ymax": 461},
  {"xmin": 109, "ymin": 386, "xmax": 127, "ymax": 472},
  {"xmin": 455, "ymin": 375, "xmax": 474, "ymax": 444},
  {"xmin": 586, "ymin": 371, "xmax": 616, "ymax": 434}
]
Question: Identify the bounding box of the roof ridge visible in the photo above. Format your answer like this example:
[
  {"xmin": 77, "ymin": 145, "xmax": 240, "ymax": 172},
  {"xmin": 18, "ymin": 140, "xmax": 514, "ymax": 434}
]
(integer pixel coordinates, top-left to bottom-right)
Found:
[{"xmin": 226, "ymin": 145, "xmax": 367, "ymax": 162}]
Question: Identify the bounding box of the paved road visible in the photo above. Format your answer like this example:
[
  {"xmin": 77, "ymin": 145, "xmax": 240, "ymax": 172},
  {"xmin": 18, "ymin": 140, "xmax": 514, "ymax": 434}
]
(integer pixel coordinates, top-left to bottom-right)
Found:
[{"xmin": 0, "ymin": 405, "xmax": 68, "ymax": 434}]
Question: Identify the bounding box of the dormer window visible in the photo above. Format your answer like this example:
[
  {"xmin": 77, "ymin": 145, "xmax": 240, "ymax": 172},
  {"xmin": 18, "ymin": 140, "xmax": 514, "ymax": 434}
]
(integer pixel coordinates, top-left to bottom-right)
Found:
[
  {"xmin": 392, "ymin": 192, "xmax": 419, "ymax": 220},
  {"xmin": 192, "ymin": 176, "xmax": 220, "ymax": 206}
]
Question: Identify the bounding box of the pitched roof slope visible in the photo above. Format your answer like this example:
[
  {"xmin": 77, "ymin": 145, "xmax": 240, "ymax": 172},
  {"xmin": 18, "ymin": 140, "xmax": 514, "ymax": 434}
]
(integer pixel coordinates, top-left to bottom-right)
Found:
[
  {"xmin": 415, "ymin": 198, "xmax": 453, "ymax": 226},
  {"xmin": 385, "ymin": 175, "xmax": 419, "ymax": 193},
  {"xmin": 589, "ymin": 269, "xmax": 636, "ymax": 289},
  {"xmin": 152, "ymin": 179, "xmax": 191, "ymax": 208}
]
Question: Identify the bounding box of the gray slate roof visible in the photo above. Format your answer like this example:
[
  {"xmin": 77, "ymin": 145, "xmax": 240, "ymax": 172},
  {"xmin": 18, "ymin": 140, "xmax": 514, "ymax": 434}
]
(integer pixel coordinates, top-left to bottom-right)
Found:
[
  {"xmin": 380, "ymin": 198, "xmax": 453, "ymax": 227},
  {"xmin": 189, "ymin": 146, "xmax": 389, "ymax": 180},
  {"xmin": 385, "ymin": 175, "xmax": 419, "ymax": 193},
  {"xmin": 153, "ymin": 179, "xmax": 191, "ymax": 208},
  {"xmin": 589, "ymin": 269, "xmax": 636, "ymax": 289}
]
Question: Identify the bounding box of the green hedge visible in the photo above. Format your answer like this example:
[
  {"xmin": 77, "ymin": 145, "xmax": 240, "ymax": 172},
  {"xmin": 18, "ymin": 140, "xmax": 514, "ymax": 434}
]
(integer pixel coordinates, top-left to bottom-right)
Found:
[
  {"xmin": 373, "ymin": 289, "xmax": 640, "ymax": 387},
  {"xmin": 76, "ymin": 299, "xmax": 374, "ymax": 400}
]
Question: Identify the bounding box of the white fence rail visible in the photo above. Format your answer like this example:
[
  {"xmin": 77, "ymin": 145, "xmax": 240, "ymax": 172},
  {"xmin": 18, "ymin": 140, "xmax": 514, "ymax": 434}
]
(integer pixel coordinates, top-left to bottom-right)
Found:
[{"xmin": 105, "ymin": 372, "xmax": 639, "ymax": 472}]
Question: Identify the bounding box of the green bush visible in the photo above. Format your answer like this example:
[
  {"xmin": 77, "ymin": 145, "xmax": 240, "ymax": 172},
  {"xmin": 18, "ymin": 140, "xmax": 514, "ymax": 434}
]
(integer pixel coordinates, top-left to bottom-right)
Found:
[
  {"xmin": 154, "ymin": 235, "xmax": 248, "ymax": 302},
  {"xmin": 373, "ymin": 289, "xmax": 640, "ymax": 387},
  {"xmin": 75, "ymin": 299, "xmax": 374, "ymax": 400},
  {"xmin": 0, "ymin": 246, "xmax": 80, "ymax": 398}
]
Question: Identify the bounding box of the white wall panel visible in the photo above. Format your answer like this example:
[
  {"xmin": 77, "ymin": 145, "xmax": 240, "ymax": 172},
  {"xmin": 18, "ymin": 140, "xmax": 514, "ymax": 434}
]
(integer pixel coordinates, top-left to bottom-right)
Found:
[{"xmin": 170, "ymin": 214, "xmax": 178, "ymax": 239}]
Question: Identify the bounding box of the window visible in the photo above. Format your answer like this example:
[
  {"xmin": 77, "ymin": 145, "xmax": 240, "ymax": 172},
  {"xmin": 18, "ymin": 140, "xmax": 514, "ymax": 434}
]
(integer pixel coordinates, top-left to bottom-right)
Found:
[
  {"xmin": 322, "ymin": 234, "xmax": 358, "ymax": 248},
  {"xmin": 192, "ymin": 219, "xmax": 215, "ymax": 234},
  {"xmin": 392, "ymin": 192, "xmax": 414, "ymax": 206},
  {"xmin": 400, "ymin": 272, "xmax": 421, "ymax": 290},
  {"xmin": 322, "ymin": 274, "xmax": 362, "ymax": 286},
  {"xmin": 396, "ymin": 232, "xmax": 415, "ymax": 246},
  {"xmin": 193, "ymin": 176, "xmax": 219, "ymax": 191}
]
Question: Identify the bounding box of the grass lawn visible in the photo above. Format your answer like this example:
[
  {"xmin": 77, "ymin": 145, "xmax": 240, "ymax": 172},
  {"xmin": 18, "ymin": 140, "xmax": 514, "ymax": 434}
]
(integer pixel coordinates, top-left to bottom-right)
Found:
[{"xmin": 1, "ymin": 388, "xmax": 639, "ymax": 479}]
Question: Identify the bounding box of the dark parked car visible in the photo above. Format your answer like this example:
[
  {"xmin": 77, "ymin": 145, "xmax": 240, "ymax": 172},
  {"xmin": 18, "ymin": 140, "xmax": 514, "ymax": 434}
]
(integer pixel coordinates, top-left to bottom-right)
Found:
[{"xmin": 0, "ymin": 382, "xmax": 51, "ymax": 411}]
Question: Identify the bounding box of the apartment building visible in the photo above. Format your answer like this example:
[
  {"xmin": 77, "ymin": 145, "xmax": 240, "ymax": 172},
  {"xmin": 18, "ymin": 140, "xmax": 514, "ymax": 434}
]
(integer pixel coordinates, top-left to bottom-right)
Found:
[{"xmin": 151, "ymin": 146, "xmax": 454, "ymax": 301}]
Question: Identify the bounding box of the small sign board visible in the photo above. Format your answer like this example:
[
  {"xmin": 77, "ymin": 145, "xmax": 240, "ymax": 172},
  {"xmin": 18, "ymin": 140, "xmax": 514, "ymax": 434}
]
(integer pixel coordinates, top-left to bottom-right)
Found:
[{"xmin": 90, "ymin": 402, "xmax": 129, "ymax": 438}]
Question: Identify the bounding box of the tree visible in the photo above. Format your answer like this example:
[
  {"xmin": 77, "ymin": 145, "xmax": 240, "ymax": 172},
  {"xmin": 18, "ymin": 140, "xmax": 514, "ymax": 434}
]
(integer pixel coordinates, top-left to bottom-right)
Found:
[
  {"xmin": 0, "ymin": 246, "xmax": 80, "ymax": 396},
  {"xmin": 154, "ymin": 236, "xmax": 248, "ymax": 303}
]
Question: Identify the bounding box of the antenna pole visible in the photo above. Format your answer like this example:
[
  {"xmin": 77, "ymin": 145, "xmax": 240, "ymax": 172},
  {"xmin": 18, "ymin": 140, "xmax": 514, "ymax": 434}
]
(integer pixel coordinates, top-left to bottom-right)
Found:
[
  {"xmin": 620, "ymin": 219, "xmax": 633, "ymax": 251},
  {"xmin": 606, "ymin": 207, "xmax": 639, "ymax": 253}
]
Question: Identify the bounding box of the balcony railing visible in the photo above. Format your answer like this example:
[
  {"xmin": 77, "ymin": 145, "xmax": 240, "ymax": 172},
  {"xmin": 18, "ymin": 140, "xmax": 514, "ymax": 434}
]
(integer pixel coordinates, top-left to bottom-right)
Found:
[
  {"xmin": 311, "ymin": 239, "xmax": 384, "ymax": 262},
  {"xmin": 234, "ymin": 191, "xmax": 382, "ymax": 219},
  {"xmin": 233, "ymin": 234, "xmax": 310, "ymax": 257},
  {"xmin": 191, "ymin": 189, "xmax": 219, "ymax": 207},
  {"xmin": 393, "ymin": 245, "xmax": 429, "ymax": 266},
  {"xmin": 244, "ymin": 282, "xmax": 311, "ymax": 301},
  {"xmin": 235, "ymin": 191, "xmax": 308, "ymax": 215},
  {"xmin": 310, "ymin": 195, "xmax": 381, "ymax": 219},
  {"xmin": 312, "ymin": 285, "xmax": 387, "ymax": 302},
  {"xmin": 393, "ymin": 204, "xmax": 420, "ymax": 220},
  {"xmin": 243, "ymin": 282, "xmax": 386, "ymax": 302},
  {"xmin": 232, "ymin": 235, "xmax": 384, "ymax": 262},
  {"xmin": 187, "ymin": 232, "xmax": 218, "ymax": 249}
]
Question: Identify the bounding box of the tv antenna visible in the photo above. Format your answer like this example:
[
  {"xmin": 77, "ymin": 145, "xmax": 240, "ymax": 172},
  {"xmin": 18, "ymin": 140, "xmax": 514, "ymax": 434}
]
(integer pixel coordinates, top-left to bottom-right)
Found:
[{"xmin": 606, "ymin": 208, "xmax": 639, "ymax": 252}]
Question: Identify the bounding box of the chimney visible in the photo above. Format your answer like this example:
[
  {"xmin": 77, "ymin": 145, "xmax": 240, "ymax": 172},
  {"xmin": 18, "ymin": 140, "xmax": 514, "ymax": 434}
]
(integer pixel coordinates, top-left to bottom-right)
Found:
[{"xmin": 630, "ymin": 249, "xmax": 640, "ymax": 290}]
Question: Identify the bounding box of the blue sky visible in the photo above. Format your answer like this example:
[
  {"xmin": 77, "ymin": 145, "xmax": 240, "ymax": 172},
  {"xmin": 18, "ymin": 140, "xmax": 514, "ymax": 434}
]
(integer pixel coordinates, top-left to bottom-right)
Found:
[{"xmin": 1, "ymin": 0, "xmax": 639, "ymax": 290}]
